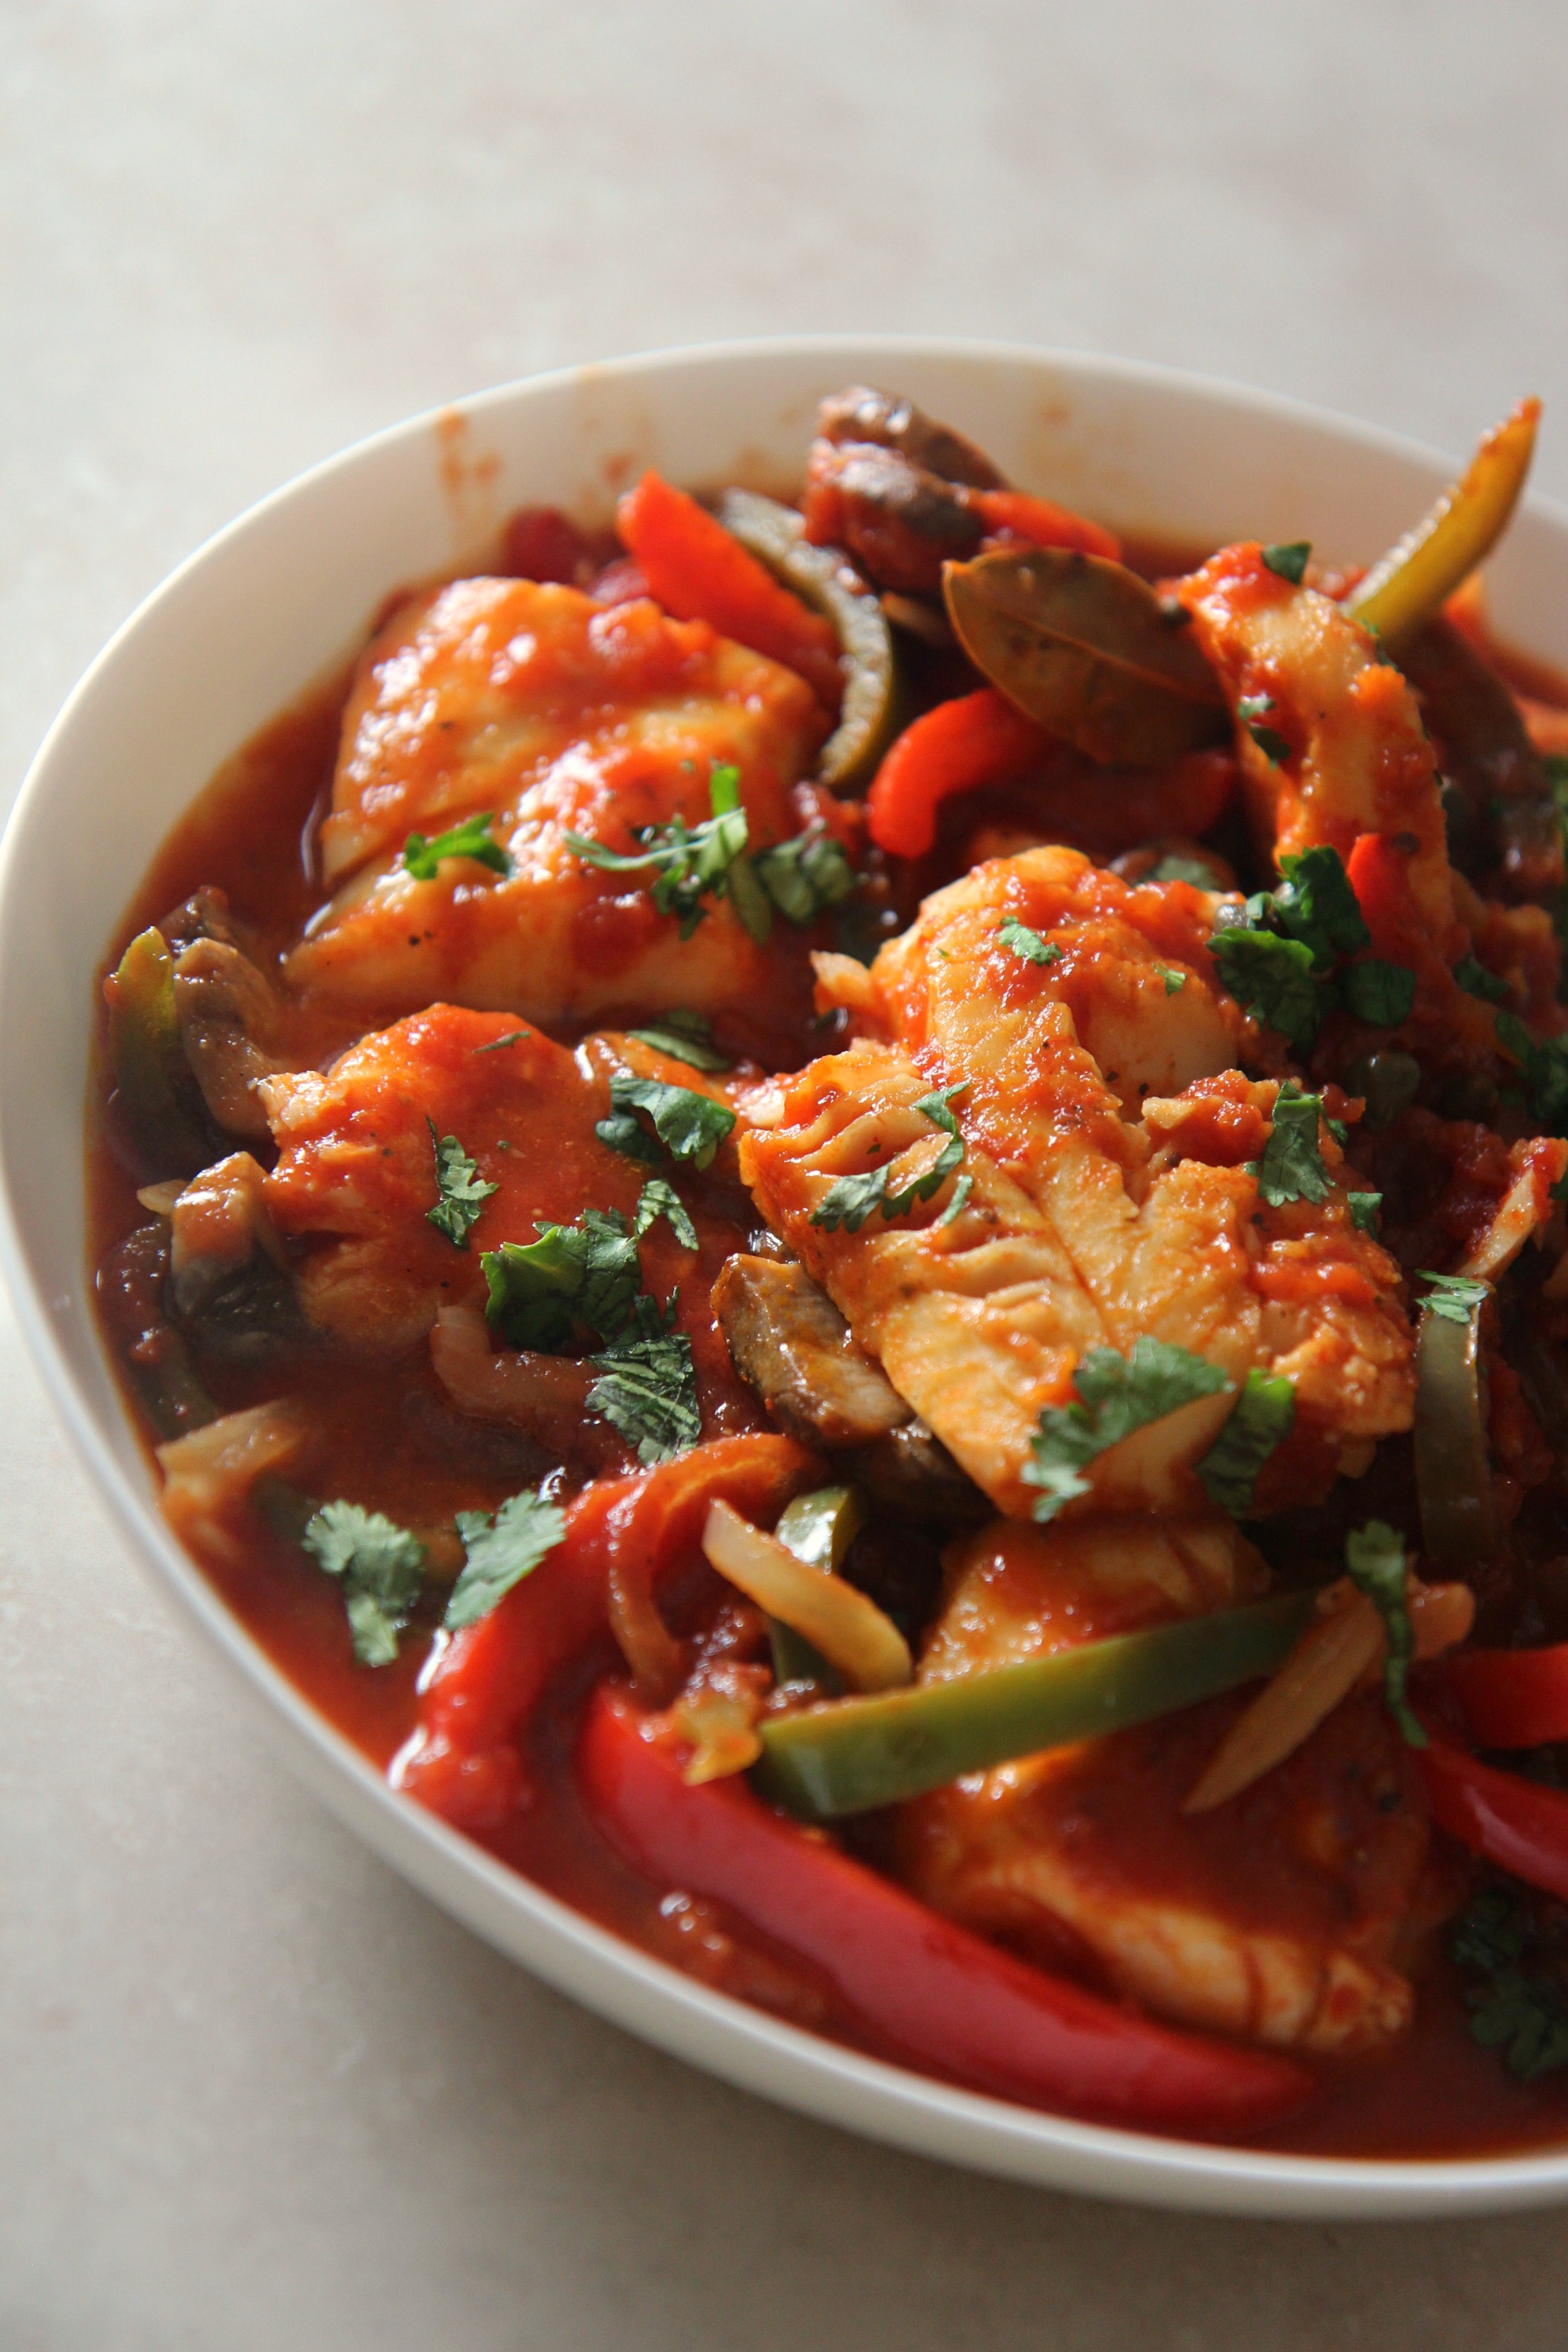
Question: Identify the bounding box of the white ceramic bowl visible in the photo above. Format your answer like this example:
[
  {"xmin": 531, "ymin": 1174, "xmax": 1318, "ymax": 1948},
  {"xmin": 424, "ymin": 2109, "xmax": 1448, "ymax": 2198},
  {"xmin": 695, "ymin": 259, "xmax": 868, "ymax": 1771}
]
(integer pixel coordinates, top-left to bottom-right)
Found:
[{"xmin": 6, "ymin": 337, "xmax": 1568, "ymax": 2220}]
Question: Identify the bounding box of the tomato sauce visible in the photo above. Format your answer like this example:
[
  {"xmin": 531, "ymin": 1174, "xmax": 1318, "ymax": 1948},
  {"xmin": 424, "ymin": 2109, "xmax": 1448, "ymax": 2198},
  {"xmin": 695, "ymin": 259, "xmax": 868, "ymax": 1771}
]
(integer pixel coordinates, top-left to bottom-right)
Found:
[{"xmin": 84, "ymin": 549, "xmax": 1568, "ymax": 2163}]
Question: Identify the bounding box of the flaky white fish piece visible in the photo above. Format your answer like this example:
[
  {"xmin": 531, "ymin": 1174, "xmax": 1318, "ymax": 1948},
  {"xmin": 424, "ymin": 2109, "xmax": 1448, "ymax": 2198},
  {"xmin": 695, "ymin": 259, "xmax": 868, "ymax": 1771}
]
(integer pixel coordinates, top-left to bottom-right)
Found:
[
  {"xmin": 286, "ymin": 577, "xmax": 826, "ymax": 1021},
  {"xmin": 746, "ymin": 849, "xmax": 1414, "ymax": 1519}
]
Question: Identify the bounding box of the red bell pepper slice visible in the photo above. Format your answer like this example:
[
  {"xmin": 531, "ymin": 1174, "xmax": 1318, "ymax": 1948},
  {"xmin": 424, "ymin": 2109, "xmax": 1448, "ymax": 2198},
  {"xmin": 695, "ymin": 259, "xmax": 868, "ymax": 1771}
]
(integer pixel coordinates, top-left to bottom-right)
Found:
[
  {"xmin": 396, "ymin": 1433, "xmax": 817, "ymax": 1831},
  {"xmin": 617, "ymin": 470, "xmax": 843, "ymax": 711},
  {"xmin": 866, "ymin": 687, "xmax": 1052, "ymax": 859},
  {"xmin": 1443, "ymin": 1646, "xmax": 1568, "ymax": 1750},
  {"xmin": 1346, "ymin": 829, "xmax": 1426, "ymax": 965},
  {"xmin": 970, "ymin": 487, "xmax": 1121, "ymax": 563},
  {"xmin": 578, "ymin": 1685, "xmax": 1311, "ymax": 2132},
  {"xmin": 1421, "ymin": 1736, "xmax": 1568, "ymax": 1904}
]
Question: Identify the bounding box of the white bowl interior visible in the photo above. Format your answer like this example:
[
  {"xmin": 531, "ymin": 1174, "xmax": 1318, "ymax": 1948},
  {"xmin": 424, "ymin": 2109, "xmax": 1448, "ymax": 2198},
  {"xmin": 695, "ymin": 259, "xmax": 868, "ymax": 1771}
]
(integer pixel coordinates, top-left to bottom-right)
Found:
[{"xmin": 6, "ymin": 336, "xmax": 1568, "ymax": 2219}]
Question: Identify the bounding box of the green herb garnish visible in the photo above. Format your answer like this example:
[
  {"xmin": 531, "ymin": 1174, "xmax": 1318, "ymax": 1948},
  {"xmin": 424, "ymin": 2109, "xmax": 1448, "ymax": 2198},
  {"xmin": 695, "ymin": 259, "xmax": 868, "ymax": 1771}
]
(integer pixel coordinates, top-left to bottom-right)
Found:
[
  {"xmin": 564, "ymin": 762, "xmax": 755, "ymax": 940},
  {"xmin": 810, "ymin": 1090, "xmax": 966, "ymax": 1233},
  {"xmin": 1348, "ymin": 1191, "xmax": 1383, "ymax": 1233},
  {"xmin": 1452, "ymin": 1888, "xmax": 1568, "ymax": 2081},
  {"xmin": 1340, "ymin": 958, "xmax": 1417, "ymax": 1026},
  {"xmin": 446, "ymin": 1489, "xmax": 567, "ymax": 1630},
  {"xmin": 303, "ymin": 1501, "xmax": 426, "ymax": 1667},
  {"xmin": 483, "ymin": 1209, "xmax": 642, "ymax": 1353},
  {"xmin": 1248, "ymin": 1082, "xmax": 1331, "ymax": 1206},
  {"xmin": 1344, "ymin": 1519, "xmax": 1425, "ymax": 1747},
  {"xmin": 588, "ymin": 1314, "xmax": 700, "ymax": 1464},
  {"xmin": 754, "ymin": 823, "xmax": 858, "ymax": 926},
  {"xmin": 1207, "ymin": 923, "xmax": 1323, "ymax": 1048},
  {"xmin": 626, "ymin": 1010, "xmax": 732, "ymax": 1071},
  {"xmin": 1024, "ymin": 1340, "xmax": 1231, "ymax": 1524},
  {"xmin": 1417, "ymin": 1270, "xmax": 1492, "ymax": 1326},
  {"xmin": 1454, "ymin": 954, "xmax": 1510, "ymax": 1006},
  {"xmin": 633, "ymin": 1177, "xmax": 698, "ymax": 1250},
  {"xmin": 1196, "ymin": 1370, "xmax": 1295, "ymax": 1518},
  {"xmin": 1261, "ymin": 541, "xmax": 1311, "ymax": 585},
  {"xmin": 425, "ymin": 1119, "xmax": 498, "ymax": 1248},
  {"xmin": 1237, "ymin": 693, "xmax": 1292, "ymax": 767},
  {"xmin": 596, "ymin": 1075, "xmax": 737, "ymax": 1170},
  {"xmin": 999, "ymin": 916, "xmax": 1061, "ymax": 968},
  {"xmin": 403, "ymin": 810, "xmax": 513, "ymax": 882}
]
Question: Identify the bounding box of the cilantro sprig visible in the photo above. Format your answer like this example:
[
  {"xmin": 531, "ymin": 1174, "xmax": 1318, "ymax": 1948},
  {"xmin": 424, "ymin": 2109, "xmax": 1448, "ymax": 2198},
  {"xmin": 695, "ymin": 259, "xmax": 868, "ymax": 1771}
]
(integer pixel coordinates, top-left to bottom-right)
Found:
[
  {"xmin": 1024, "ymin": 1339, "xmax": 1231, "ymax": 1524},
  {"xmin": 596, "ymin": 1075, "xmax": 737, "ymax": 1171},
  {"xmin": 303, "ymin": 1501, "xmax": 426, "ymax": 1667},
  {"xmin": 447, "ymin": 1491, "xmax": 567, "ymax": 1631},
  {"xmin": 564, "ymin": 765, "xmax": 858, "ymax": 946},
  {"xmin": 1417, "ymin": 1270, "xmax": 1491, "ymax": 1326},
  {"xmin": 1207, "ymin": 845, "xmax": 1414, "ymax": 1048},
  {"xmin": 1345, "ymin": 1519, "xmax": 1425, "ymax": 1747},
  {"xmin": 1196, "ymin": 1370, "xmax": 1295, "ymax": 1518},
  {"xmin": 403, "ymin": 810, "xmax": 513, "ymax": 882},
  {"xmin": 425, "ymin": 1119, "xmax": 498, "ymax": 1248},
  {"xmin": 481, "ymin": 1194, "xmax": 699, "ymax": 1462},
  {"xmin": 1496, "ymin": 1009, "xmax": 1568, "ymax": 1132},
  {"xmin": 810, "ymin": 1088, "xmax": 967, "ymax": 1233}
]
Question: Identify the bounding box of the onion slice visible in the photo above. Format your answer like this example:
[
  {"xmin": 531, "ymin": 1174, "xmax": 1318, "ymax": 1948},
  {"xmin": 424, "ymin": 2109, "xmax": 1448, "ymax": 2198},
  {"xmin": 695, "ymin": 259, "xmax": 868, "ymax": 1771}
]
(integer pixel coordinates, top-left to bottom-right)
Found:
[
  {"xmin": 701, "ymin": 1499, "xmax": 912, "ymax": 1693},
  {"xmin": 1185, "ymin": 1577, "xmax": 1475, "ymax": 1814}
]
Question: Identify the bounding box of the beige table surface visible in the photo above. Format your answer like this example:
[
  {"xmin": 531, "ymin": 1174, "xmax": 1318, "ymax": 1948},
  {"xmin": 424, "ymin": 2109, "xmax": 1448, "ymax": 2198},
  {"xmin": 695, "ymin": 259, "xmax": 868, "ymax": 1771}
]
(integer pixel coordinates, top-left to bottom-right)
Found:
[{"xmin": 6, "ymin": 5, "xmax": 1568, "ymax": 2345}]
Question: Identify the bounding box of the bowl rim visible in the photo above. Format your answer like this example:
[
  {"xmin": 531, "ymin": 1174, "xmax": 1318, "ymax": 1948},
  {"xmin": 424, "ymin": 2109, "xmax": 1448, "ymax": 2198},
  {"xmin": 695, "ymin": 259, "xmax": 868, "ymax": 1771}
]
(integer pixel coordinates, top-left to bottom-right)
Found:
[{"xmin": 8, "ymin": 330, "xmax": 1568, "ymax": 2220}]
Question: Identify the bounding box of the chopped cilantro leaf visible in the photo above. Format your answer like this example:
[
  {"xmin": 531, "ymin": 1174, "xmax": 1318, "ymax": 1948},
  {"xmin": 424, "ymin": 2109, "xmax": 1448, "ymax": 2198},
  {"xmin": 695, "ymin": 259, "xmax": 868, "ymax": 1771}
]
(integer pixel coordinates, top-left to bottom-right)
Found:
[
  {"xmin": 754, "ymin": 823, "xmax": 858, "ymax": 925},
  {"xmin": 1272, "ymin": 846, "xmax": 1370, "ymax": 970},
  {"xmin": 425, "ymin": 1119, "xmax": 498, "ymax": 1248},
  {"xmin": 1261, "ymin": 541, "xmax": 1311, "ymax": 584},
  {"xmin": 1452, "ymin": 1888, "xmax": 1568, "ymax": 2081},
  {"xmin": 303, "ymin": 1501, "xmax": 425, "ymax": 1668},
  {"xmin": 626, "ymin": 1010, "xmax": 732, "ymax": 1071},
  {"xmin": 483, "ymin": 1209, "xmax": 641, "ymax": 1352},
  {"xmin": 937, "ymin": 1172, "xmax": 973, "ymax": 1226},
  {"xmin": 1196, "ymin": 1370, "xmax": 1295, "ymax": 1518},
  {"xmin": 1156, "ymin": 966, "xmax": 1187, "ymax": 995},
  {"xmin": 474, "ymin": 1029, "xmax": 530, "ymax": 1053},
  {"xmin": 1348, "ymin": 1190, "xmax": 1383, "ymax": 1233},
  {"xmin": 402, "ymin": 810, "xmax": 513, "ymax": 882},
  {"xmin": 1236, "ymin": 693, "xmax": 1275, "ymax": 723},
  {"xmin": 446, "ymin": 1489, "xmax": 567, "ymax": 1631},
  {"xmin": 1024, "ymin": 1339, "xmax": 1231, "ymax": 1524},
  {"xmin": 809, "ymin": 1165, "xmax": 892, "ymax": 1234},
  {"xmin": 564, "ymin": 763, "xmax": 754, "ymax": 941},
  {"xmin": 999, "ymin": 916, "xmax": 1061, "ymax": 967},
  {"xmin": 588, "ymin": 1325, "xmax": 700, "ymax": 1463},
  {"xmin": 1416, "ymin": 1270, "xmax": 1491, "ymax": 1326},
  {"xmin": 1345, "ymin": 1520, "xmax": 1426, "ymax": 1747},
  {"xmin": 1241, "ymin": 704, "xmax": 1293, "ymax": 766},
  {"xmin": 1249, "ymin": 1082, "xmax": 1331, "ymax": 1206},
  {"xmin": 596, "ymin": 1074, "xmax": 737, "ymax": 1171},
  {"xmin": 1207, "ymin": 923, "xmax": 1323, "ymax": 1048},
  {"xmin": 634, "ymin": 1177, "xmax": 698, "ymax": 1250},
  {"xmin": 1340, "ymin": 956, "xmax": 1416, "ymax": 1026},
  {"xmin": 1455, "ymin": 953, "xmax": 1510, "ymax": 1006}
]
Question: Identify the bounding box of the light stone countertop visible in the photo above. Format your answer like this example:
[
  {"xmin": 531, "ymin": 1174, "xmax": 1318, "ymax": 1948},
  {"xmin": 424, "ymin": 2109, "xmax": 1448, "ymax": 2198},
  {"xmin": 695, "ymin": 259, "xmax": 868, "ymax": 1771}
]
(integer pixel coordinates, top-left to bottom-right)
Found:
[{"xmin": 5, "ymin": 5, "xmax": 1568, "ymax": 2345}]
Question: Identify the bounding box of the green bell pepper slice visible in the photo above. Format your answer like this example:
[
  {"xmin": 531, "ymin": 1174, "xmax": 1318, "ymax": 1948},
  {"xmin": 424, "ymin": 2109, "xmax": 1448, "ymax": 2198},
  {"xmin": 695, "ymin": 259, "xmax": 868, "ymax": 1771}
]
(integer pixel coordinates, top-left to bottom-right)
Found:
[
  {"xmin": 718, "ymin": 490, "xmax": 905, "ymax": 793},
  {"xmin": 753, "ymin": 1588, "xmax": 1314, "ymax": 1818}
]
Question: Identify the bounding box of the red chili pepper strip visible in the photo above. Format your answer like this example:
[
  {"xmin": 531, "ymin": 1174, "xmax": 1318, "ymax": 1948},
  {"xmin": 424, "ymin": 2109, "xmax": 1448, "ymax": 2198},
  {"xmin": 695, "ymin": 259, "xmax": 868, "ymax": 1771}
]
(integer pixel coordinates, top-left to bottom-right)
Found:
[
  {"xmin": 617, "ymin": 470, "xmax": 844, "ymax": 711},
  {"xmin": 1346, "ymin": 829, "xmax": 1426, "ymax": 965},
  {"xmin": 866, "ymin": 687, "xmax": 1052, "ymax": 859},
  {"xmin": 1443, "ymin": 1647, "xmax": 1568, "ymax": 1750},
  {"xmin": 970, "ymin": 487, "xmax": 1121, "ymax": 562},
  {"xmin": 578, "ymin": 1685, "xmax": 1312, "ymax": 2132},
  {"xmin": 1421, "ymin": 1736, "xmax": 1568, "ymax": 1904},
  {"xmin": 396, "ymin": 1434, "xmax": 818, "ymax": 1831}
]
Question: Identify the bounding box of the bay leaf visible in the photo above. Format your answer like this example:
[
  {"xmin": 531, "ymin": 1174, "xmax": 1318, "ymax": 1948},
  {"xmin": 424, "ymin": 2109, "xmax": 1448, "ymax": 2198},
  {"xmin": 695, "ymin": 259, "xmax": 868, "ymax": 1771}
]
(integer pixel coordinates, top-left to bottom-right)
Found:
[{"xmin": 942, "ymin": 547, "xmax": 1228, "ymax": 766}]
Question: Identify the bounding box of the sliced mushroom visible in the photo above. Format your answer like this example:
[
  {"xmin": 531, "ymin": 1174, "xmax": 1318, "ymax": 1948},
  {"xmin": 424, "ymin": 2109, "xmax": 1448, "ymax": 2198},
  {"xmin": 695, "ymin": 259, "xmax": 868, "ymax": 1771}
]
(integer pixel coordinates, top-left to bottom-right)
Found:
[
  {"xmin": 712, "ymin": 1254, "xmax": 912, "ymax": 1446},
  {"xmin": 853, "ymin": 1418, "xmax": 991, "ymax": 1525},
  {"xmin": 169, "ymin": 1151, "xmax": 301, "ymax": 1358},
  {"xmin": 172, "ymin": 936, "xmax": 289, "ymax": 1139},
  {"xmin": 1399, "ymin": 618, "xmax": 1564, "ymax": 897},
  {"xmin": 816, "ymin": 386, "xmax": 1007, "ymax": 491}
]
